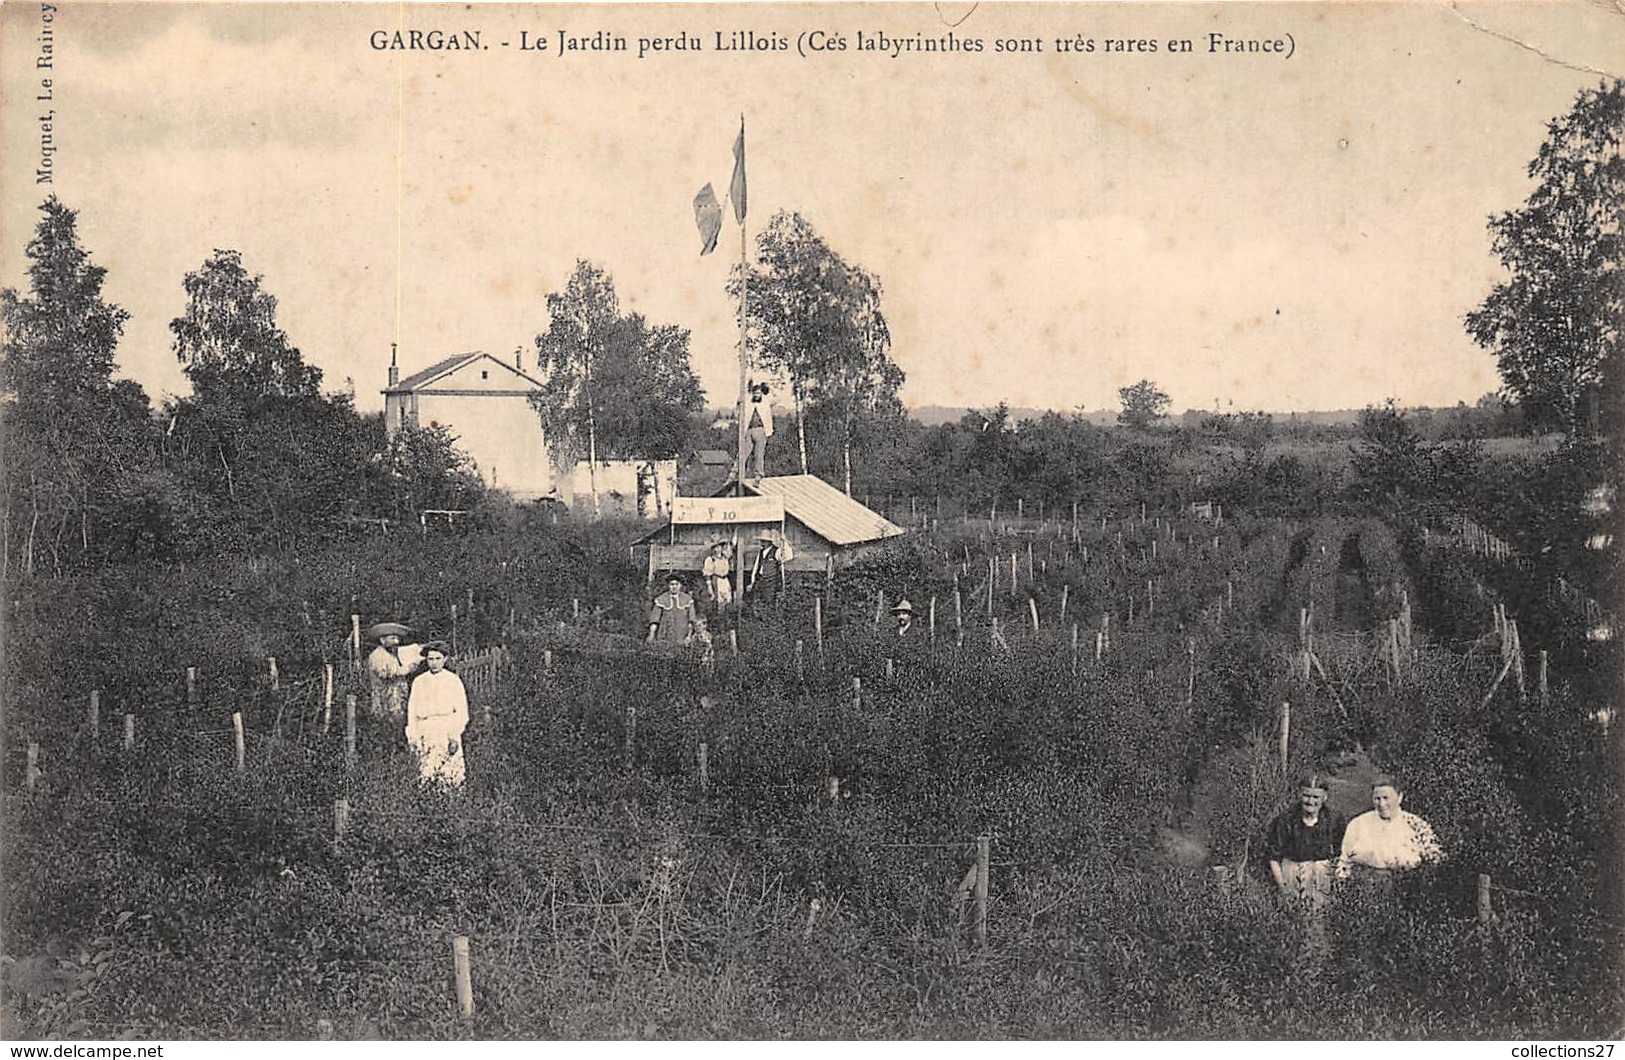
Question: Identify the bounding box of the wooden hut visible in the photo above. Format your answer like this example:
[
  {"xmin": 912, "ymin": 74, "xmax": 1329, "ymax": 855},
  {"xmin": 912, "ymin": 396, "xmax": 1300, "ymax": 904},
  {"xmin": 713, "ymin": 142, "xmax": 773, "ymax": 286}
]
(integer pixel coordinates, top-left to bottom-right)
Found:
[{"xmin": 639, "ymin": 474, "xmax": 906, "ymax": 579}]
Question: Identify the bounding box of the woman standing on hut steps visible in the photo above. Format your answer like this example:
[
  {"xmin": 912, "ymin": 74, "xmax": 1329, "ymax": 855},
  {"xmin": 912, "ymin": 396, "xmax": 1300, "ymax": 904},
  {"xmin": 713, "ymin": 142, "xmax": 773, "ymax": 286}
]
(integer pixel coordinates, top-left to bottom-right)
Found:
[{"xmin": 406, "ymin": 641, "xmax": 469, "ymax": 788}]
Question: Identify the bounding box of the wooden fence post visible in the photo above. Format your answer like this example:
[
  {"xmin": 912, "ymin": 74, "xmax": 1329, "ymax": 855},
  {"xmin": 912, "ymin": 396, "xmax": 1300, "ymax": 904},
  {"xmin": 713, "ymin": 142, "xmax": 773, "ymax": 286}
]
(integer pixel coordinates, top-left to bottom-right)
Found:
[
  {"xmin": 928, "ymin": 596, "xmax": 937, "ymax": 642},
  {"xmin": 268, "ymin": 656, "xmax": 279, "ymax": 692},
  {"xmin": 827, "ymin": 775, "xmax": 841, "ymax": 803},
  {"xmin": 25, "ymin": 742, "xmax": 39, "ymax": 791},
  {"xmin": 345, "ymin": 695, "xmax": 357, "ymax": 769},
  {"xmin": 1071, "ymin": 624, "xmax": 1080, "ymax": 676},
  {"xmin": 1477, "ymin": 874, "xmax": 1493, "ymax": 924},
  {"xmin": 451, "ymin": 603, "xmax": 459, "ymax": 655},
  {"xmin": 851, "ymin": 677, "xmax": 862, "ymax": 708},
  {"xmin": 1186, "ymin": 638, "xmax": 1196, "ymax": 708},
  {"xmin": 123, "ymin": 713, "xmax": 135, "ymax": 752},
  {"xmin": 451, "ymin": 936, "xmax": 474, "ymax": 1019},
  {"xmin": 232, "ymin": 712, "xmax": 246, "ymax": 773},
  {"xmin": 624, "ymin": 706, "xmax": 637, "ymax": 767},
  {"xmin": 729, "ymin": 629, "xmax": 739, "ymax": 656},
  {"xmin": 795, "ymin": 640, "xmax": 805, "ymax": 681},
  {"xmin": 334, "ymin": 798, "xmax": 350, "ymax": 842},
  {"xmin": 186, "ymin": 667, "xmax": 198, "ymax": 705},
  {"xmin": 89, "ymin": 691, "xmax": 100, "ymax": 742},
  {"xmin": 1539, "ymin": 650, "xmax": 1549, "ymax": 708},
  {"xmin": 885, "ymin": 658, "xmax": 895, "ymax": 679},
  {"xmin": 1028, "ymin": 597, "xmax": 1039, "ymax": 633},
  {"xmin": 543, "ymin": 649, "xmax": 553, "ymax": 676},
  {"xmin": 1278, "ymin": 701, "xmax": 1291, "ymax": 775},
  {"xmin": 1060, "ymin": 584, "xmax": 1069, "ymax": 624},
  {"xmin": 323, "ymin": 664, "xmax": 334, "ymax": 733},
  {"xmin": 815, "ymin": 597, "xmax": 824, "ymax": 659},
  {"xmin": 697, "ymin": 742, "xmax": 709, "ymax": 792},
  {"xmin": 350, "ymin": 614, "xmax": 362, "ymax": 672},
  {"xmin": 975, "ymin": 835, "xmax": 990, "ymax": 949}
]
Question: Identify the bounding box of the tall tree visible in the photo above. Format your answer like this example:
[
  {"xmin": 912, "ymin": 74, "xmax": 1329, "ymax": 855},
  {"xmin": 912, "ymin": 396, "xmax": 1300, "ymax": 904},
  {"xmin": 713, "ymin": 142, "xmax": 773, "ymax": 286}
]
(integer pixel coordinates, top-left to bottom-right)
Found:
[
  {"xmin": 1, "ymin": 198, "xmax": 157, "ymax": 573},
  {"xmin": 171, "ymin": 249, "xmax": 322, "ymax": 409},
  {"xmin": 167, "ymin": 250, "xmax": 371, "ymax": 552},
  {"xmin": 531, "ymin": 260, "xmax": 704, "ymax": 512},
  {"xmin": 1467, "ymin": 81, "xmax": 1623, "ymax": 435},
  {"xmin": 1117, "ymin": 379, "xmax": 1171, "ymax": 429},
  {"xmin": 0, "ymin": 197, "xmax": 129, "ymax": 427},
  {"xmin": 1349, "ymin": 400, "xmax": 1431, "ymax": 505},
  {"xmin": 738, "ymin": 211, "xmax": 905, "ymax": 492}
]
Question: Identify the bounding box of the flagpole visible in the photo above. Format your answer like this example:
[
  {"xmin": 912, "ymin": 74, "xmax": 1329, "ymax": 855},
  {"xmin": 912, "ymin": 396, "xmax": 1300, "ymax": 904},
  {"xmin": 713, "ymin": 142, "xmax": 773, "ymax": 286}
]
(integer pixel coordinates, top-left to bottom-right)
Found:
[
  {"xmin": 736, "ymin": 216, "xmax": 748, "ymax": 500},
  {"xmin": 734, "ymin": 115, "xmax": 748, "ymax": 602},
  {"xmin": 735, "ymin": 115, "xmax": 749, "ymax": 503}
]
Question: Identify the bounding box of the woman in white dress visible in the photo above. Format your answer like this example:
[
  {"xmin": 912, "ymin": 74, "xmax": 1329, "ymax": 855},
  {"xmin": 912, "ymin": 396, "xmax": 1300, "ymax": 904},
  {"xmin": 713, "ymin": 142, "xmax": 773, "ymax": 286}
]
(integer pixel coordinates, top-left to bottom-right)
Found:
[{"xmin": 406, "ymin": 641, "xmax": 468, "ymax": 788}]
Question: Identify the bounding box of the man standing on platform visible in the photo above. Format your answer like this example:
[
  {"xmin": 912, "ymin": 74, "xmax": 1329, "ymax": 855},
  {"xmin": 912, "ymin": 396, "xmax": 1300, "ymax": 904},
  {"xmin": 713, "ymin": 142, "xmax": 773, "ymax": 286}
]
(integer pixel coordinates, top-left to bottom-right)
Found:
[{"xmin": 745, "ymin": 381, "xmax": 773, "ymax": 483}]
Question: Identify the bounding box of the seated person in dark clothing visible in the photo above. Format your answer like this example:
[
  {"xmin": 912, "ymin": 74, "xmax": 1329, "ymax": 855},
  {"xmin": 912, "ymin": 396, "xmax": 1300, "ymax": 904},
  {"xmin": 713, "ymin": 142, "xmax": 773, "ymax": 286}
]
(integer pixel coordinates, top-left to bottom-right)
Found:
[{"xmin": 1265, "ymin": 774, "xmax": 1347, "ymax": 910}]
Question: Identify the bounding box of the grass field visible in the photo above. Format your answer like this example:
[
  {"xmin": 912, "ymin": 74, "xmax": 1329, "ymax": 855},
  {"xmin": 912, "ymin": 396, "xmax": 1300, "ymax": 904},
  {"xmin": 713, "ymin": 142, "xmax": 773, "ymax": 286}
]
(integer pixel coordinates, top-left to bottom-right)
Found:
[{"xmin": 2, "ymin": 502, "xmax": 1619, "ymax": 1039}]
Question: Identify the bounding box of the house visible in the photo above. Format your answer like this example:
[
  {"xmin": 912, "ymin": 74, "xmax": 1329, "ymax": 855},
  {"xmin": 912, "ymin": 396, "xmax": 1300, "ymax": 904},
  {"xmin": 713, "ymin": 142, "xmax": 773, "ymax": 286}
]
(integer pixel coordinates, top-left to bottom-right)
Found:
[
  {"xmin": 383, "ymin": 349, "xmax": 554, "ymax": 501},
  {"xmin": 638, "ymin": 473, "xmax": 906, "ymax": 577},
  {"xmin": 556, "ymin": 459, "xmax": 678, "ymax": 520}
]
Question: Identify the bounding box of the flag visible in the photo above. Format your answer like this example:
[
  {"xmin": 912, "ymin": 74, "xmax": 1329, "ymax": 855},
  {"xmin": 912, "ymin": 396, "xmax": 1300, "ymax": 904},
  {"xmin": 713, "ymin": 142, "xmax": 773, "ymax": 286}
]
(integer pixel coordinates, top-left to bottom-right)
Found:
[
  {"xmin": 693, "ymin": 182, "xmax": 722, "ymax": 255},
  {"xmin": 730, "ymin": 119, "xmax": 746, "ymax": 224}
]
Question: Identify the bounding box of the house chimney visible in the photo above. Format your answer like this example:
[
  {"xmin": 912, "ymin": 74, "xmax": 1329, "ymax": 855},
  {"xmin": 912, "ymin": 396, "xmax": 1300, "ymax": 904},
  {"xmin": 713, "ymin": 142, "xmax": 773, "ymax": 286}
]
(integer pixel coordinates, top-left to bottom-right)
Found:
[{"xmin": 388, "ymin": 342, "xmax": 399, "ymax": 387}]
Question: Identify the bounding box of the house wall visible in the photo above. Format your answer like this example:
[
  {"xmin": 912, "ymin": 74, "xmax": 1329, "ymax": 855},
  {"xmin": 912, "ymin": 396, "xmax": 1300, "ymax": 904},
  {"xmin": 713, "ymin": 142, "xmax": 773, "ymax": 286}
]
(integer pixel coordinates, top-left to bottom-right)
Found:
[
  {"xmin": 562, "ymin": 459, "xmax": 677, "ymax": 519},
  {"xmin": 397, "ymin": 358, "xmax": 552, "ymax": 501}
]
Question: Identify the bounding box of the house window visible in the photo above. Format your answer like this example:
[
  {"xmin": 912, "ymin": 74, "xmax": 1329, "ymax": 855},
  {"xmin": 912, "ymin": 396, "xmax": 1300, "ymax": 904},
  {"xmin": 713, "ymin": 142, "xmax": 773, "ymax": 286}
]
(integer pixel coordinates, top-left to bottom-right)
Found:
[{"xmin": 481, "ymin": 370, "xmax": 489, "ymax": 380}]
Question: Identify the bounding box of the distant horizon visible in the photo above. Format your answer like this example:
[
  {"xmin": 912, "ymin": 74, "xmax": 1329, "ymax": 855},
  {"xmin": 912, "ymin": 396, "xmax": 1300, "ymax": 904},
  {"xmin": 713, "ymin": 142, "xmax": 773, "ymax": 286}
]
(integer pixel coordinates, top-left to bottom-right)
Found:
[{"xmin": 4, "ymin": 3, "xmax": 1618, "ymax": 420}]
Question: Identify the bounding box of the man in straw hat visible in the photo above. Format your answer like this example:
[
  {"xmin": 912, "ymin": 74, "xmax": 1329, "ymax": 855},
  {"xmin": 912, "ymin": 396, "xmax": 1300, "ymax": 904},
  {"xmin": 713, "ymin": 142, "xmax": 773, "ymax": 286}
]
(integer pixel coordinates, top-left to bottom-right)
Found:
[
  {"xmin": 749, "ymin": 529, "xmax": 793, "ymax": 605},
  {"xmin": 1265, "ymin": 773, "xmax": 1347, "ymax": 910},
  {"xmin": 366, "ymin": 621, "xmax": 423, "ymax": 721},
  {"xmin": 891, "ymin": 598, "xmax": 916, "ymax": 637}
]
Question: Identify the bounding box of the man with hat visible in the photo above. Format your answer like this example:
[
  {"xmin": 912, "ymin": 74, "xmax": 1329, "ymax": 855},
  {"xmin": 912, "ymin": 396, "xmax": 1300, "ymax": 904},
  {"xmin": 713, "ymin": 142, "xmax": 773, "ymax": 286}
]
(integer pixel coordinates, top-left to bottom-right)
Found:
[
  {"xmin": 750, "ymin": 529, "xmax": 794, "ymax": 605},
  {"xmin": 891, "ymin": 598, "xmax": 916, "ymax": 637},
  {"xmin": 1265, "ymin": 773, "xmax": 1347, "ymax": 911},
  {"xmin": 744, "ymin": 381, "xmax": 774, "ymax": 483},
  {"xmin": 366, "ymin": 621, "xmax": 423, "ymax": 721},
  {"xmin": 647, "ymin": 574, "xmax": 699, "ymax": 645}
]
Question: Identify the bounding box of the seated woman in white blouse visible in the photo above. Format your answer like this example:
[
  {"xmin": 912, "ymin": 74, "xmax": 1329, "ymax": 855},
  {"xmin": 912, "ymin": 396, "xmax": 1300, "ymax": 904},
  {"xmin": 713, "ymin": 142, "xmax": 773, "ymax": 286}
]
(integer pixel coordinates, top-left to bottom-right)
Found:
[{"xmin": 1337, "ymin": 775, "xmax": 1443, "ymax": 883}]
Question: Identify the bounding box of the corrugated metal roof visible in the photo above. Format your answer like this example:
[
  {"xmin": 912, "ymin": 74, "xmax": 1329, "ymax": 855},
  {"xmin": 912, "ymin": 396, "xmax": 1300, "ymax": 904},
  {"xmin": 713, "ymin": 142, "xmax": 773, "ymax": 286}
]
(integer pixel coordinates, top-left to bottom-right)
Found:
[
  {"xmin": 734, "ymin": 475, "xmax": 904, "ymax": 547},
  {"xmin": 385, "ymin": 352, "xmax": 544, "ymax": 393}
]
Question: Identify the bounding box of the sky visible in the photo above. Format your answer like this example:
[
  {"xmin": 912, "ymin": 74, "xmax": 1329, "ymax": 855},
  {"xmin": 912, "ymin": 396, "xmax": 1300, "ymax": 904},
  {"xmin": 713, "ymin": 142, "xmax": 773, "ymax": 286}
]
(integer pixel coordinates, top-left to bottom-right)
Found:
[{"xmin": 2, "ymin": 1, "xmax": 1622, "ymax": 418}]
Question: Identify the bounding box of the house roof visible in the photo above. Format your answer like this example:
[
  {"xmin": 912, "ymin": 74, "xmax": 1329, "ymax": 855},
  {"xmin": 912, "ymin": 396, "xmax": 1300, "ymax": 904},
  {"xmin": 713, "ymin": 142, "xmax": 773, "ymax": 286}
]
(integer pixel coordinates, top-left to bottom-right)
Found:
[
  {"xmin": 384, "ymin": 352, "xmax": 544, "ymax": 394},
  {"xmin": 728, "ymin": 475, "xmax": 905, "ymax": 547}
]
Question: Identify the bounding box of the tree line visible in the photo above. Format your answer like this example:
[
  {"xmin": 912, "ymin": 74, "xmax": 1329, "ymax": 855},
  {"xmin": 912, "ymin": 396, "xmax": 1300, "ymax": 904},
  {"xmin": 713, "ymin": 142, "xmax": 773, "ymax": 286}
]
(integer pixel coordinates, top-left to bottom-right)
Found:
[
  {"xmin": 2, "ymin": 82, "xmax": 1614, "ymax": 574},
  {"xmin": 0, "ymin": 199, "xmax": 912, "ymax": 572}
]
